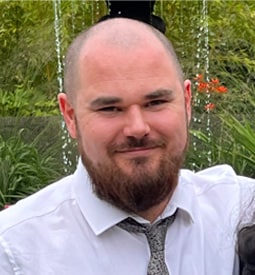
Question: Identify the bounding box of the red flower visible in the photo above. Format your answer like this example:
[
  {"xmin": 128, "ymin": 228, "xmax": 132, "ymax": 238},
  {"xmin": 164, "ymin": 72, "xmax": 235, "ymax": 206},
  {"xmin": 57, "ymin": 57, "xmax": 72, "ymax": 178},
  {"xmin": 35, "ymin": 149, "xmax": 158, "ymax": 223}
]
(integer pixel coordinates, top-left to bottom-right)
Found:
[
  {"xmin": 216, "ymin": 85, "xmax": 228, "ymax": 93},
  {"xmin": 210, "ymin": 78, "xmax": 220, "ymax": 85},
  {"xmin": 204, "ymin": 103, "xmax": 215, "ymax": 111},
  {"xmin": 198, "ymin": 82, "xmax": 209, "ymax": 92}
]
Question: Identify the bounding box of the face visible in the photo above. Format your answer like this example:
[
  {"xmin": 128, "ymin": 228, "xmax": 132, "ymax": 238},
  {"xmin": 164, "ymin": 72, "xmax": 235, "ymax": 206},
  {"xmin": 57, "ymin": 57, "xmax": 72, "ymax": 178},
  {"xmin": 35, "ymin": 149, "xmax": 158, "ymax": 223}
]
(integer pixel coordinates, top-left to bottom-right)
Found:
[{"xmin": 59, "ymin": 39, "xmax": 192, "ymax": 214}]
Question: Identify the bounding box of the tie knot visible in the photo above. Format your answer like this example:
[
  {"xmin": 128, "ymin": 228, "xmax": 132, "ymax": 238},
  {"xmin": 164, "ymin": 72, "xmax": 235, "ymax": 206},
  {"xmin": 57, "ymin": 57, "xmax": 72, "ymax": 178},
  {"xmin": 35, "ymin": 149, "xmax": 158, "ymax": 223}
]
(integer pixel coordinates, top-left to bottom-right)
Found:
[
  {"xmin": 117, "ymin": 211, "xmax": 177, "ymax": 236},
  {"xmin": 117, "ymin": 211, "xmax": 177, "ymax": 275},
  {"xmin": 118, "ymin": 217, "xmax": 148, "ymax": 233}
]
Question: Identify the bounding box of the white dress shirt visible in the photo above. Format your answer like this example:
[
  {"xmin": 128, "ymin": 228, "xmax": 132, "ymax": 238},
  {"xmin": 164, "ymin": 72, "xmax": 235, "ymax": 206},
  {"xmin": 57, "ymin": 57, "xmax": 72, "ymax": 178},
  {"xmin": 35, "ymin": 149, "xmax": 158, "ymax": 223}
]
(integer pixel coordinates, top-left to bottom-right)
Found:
[{"xmin": 0, "ymin": 160, "xmax": 254, "ymax": 275}]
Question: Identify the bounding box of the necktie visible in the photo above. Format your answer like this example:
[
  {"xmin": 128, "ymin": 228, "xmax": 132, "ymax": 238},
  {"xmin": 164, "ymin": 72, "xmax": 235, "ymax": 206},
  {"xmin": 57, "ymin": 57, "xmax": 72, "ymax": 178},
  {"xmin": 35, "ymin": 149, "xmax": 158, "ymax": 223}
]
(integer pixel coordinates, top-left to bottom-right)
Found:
[{"xmin": 117, "ymin": 211, "xmax": 177, "ymax": 275}]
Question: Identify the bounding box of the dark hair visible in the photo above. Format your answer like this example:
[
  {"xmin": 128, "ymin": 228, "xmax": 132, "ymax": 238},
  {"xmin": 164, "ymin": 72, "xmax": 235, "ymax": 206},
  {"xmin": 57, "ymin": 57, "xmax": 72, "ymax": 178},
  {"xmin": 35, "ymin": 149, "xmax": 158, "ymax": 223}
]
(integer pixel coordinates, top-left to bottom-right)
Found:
[{"xmin": 238, "ymin": 225, "xmax": 255, "ymax": 275}]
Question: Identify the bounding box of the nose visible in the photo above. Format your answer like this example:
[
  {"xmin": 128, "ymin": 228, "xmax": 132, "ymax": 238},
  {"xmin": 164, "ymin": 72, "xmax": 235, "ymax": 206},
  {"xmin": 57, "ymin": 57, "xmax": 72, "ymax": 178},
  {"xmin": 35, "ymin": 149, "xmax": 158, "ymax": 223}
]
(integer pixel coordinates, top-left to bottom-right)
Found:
[{"xmin": 123, "ymin": 105, "xmax": 150, "ymax": 139}]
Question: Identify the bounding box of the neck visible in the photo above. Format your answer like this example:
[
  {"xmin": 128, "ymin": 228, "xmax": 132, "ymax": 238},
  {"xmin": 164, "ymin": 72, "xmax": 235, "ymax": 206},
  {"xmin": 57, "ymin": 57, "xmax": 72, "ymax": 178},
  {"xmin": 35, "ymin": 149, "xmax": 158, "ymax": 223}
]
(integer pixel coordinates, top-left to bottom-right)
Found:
[{"xmin": 137, "ymin": 196, "xmax": 171, "ymax": 223}]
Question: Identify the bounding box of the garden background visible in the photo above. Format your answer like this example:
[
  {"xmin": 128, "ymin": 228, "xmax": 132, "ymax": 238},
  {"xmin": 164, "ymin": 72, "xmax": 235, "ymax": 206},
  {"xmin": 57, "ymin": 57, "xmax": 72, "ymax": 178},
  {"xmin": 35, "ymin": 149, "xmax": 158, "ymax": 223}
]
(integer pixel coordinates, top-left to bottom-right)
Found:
[{"xmin": 0, "ymin": 0, "xmax": 254, "ymax": 209}]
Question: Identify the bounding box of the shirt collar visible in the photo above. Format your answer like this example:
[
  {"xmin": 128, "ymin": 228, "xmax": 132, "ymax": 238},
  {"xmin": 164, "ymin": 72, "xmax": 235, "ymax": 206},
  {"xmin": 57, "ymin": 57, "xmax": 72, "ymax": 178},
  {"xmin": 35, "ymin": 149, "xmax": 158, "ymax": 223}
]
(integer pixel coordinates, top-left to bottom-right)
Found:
[
  {"xmin": 165, "ymin": 169, "xmax": 197, "ymax": 223},
  {"xmin": 72, "ymin": 159, "xmax": 196, "ymax": 235}
]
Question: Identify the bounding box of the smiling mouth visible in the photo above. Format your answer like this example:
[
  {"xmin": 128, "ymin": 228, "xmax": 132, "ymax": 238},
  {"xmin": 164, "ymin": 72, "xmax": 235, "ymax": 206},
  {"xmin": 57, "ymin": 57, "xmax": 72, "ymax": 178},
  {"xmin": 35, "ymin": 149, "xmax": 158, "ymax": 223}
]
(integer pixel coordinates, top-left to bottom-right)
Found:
[
  {"xmin": 109, "ymin": 137, "xmax": 166, "ymax": 156},
  {"xmin": 116, "ymin": 146, "xmax": 158, "ymax": 154}
]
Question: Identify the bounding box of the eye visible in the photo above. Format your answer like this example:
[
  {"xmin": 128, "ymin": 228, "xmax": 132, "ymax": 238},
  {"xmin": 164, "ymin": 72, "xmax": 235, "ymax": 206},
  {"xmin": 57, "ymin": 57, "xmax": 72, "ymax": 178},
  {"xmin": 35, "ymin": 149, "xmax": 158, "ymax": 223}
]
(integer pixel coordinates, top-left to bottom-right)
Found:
[
  {"xmin": 97, "ymin": 106, "xmax": 122, "ymax": 113},
  {"xmin": 146, "ymin": 99, "xmax": 168, "ymax": 107}
]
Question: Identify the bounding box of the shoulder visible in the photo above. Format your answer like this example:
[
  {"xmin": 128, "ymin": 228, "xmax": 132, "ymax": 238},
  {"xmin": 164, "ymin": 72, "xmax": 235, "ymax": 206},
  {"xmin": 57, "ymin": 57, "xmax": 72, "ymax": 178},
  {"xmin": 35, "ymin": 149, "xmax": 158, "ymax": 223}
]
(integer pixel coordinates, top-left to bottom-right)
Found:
[
  {"xmin": 181, "ymin": 164, "xmax": 255, "ymax": 193},
  {"xmin": 180, "ymin": 164, "xmax": 255, "ymax": 225},
  {"xmin": 0, "ymin": 174, "xmax": 75, "ymax": 234}
]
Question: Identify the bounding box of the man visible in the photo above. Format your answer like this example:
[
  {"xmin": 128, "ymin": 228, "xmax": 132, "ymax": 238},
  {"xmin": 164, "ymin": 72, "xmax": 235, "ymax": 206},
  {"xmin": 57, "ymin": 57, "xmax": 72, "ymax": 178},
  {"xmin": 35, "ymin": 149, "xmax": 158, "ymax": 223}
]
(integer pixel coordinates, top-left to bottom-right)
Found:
[{"xmin": 0, "ymin": 18, "xmax": 254, "ymax": 275}]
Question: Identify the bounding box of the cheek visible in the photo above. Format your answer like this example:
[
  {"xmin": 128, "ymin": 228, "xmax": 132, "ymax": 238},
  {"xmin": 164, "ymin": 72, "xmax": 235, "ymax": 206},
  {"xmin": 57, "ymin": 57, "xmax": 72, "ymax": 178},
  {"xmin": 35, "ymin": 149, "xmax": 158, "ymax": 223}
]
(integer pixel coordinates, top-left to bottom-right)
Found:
[
  {"xmin": 80, "ymin": 124, "xmax": 101, "ymax": 155},
  {"xmin": 77, "ymin": 118, "xmax": 118, "ymax": 162},
  {"xmin": 174, "ymin": 122, "xmax": 189, "ymax": 152},
  {"xmin": 157, "ymin": 112, "xmax": 188, "ymax": 148}
]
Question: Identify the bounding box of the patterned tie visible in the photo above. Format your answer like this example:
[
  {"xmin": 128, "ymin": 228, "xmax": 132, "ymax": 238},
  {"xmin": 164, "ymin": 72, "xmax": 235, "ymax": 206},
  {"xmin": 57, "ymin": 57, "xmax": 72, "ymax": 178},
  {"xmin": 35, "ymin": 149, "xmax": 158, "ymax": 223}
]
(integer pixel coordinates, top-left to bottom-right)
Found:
[{"xmin": 117, "ymin": 211, "xmax": 177, "ymax": 275}]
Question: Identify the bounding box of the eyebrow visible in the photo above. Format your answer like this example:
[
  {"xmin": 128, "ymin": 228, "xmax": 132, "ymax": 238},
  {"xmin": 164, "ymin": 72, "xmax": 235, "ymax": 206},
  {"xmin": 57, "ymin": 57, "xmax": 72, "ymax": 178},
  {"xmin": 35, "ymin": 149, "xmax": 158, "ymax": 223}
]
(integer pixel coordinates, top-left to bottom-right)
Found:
[
  {"xmin": 90, "ymin": 96, "xmax": 122, "ymax": 108},
  {"xmin": 145, "ymin": 89, "xmax": 174, "ymax": 100},
  {"xmin": 90, "ymin": 89, "xmax": 174, "ymax": 108}
]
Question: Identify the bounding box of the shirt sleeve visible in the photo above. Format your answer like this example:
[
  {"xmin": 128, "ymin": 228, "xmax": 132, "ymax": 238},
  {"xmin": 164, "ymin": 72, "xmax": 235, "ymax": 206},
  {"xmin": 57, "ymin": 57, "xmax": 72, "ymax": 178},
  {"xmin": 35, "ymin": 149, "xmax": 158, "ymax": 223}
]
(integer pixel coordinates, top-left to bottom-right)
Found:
[{"xmin": 0, "ymin": 236, "xmax": 15, "ymax": 275}]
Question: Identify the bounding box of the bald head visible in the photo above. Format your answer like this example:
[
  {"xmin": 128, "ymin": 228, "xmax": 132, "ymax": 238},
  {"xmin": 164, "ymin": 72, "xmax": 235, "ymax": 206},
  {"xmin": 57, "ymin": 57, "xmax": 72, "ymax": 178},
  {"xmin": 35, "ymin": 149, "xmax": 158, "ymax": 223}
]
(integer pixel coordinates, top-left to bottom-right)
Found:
[{"xmin": 64, "ymin": 18, "xmax": 183, "ymax": 103}]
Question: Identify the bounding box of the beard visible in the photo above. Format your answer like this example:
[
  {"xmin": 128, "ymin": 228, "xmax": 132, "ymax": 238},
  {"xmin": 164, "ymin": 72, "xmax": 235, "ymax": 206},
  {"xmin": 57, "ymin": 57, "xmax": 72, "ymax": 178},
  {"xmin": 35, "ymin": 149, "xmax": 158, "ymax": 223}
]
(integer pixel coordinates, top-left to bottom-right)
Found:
[{"xmin": 78, "ymin": 132, "xmax": 188, "ymax": 215}]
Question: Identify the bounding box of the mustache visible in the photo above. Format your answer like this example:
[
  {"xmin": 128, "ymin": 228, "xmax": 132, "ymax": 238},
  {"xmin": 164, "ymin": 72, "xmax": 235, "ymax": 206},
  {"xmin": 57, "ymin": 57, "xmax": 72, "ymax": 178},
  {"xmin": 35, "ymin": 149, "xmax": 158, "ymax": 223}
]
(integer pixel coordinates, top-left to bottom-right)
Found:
[{"xmin": 108, "ymin": 136, "xmax": 167, "ymax": 154}]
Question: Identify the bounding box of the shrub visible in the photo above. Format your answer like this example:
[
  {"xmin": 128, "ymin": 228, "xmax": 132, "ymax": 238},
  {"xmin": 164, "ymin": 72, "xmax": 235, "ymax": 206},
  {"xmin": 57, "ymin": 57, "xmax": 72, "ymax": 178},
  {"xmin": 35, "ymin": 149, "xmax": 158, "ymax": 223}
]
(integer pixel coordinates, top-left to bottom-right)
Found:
[
  {"xmin": 186, "ymin": 113, "xmax": 255, "ymax": 178},
  {"xmin": 0, "ymin": 126, "xmax": 64, "ymax": 209}
]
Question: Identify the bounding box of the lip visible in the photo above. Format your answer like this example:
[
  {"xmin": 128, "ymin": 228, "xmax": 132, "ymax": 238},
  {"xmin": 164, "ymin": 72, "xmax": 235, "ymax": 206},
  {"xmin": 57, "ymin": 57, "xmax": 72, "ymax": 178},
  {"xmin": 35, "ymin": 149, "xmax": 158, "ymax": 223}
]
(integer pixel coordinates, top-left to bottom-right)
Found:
[{"xmin": 116, "ymin": 147, "xmax": 158, "ymax": 156}]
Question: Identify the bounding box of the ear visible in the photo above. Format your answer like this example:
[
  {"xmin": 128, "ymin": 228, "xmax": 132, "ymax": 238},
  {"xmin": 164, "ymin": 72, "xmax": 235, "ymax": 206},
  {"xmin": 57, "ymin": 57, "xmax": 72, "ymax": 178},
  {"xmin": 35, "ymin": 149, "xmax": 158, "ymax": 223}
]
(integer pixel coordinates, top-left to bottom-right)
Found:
[
  {"xmin": 184, "ymin": 79, "xmax": 192, "ymax": 123},
  {"xmin": 58, "ymin": 93, "xmax": 77, "ymax": 139}
]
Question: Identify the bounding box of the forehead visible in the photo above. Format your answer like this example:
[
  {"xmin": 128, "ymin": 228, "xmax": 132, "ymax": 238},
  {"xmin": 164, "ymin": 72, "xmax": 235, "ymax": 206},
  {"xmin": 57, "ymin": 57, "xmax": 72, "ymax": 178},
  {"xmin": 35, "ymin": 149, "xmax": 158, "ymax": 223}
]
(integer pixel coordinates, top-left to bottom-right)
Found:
[
  {"xmin": 75, "ymin": 51, "xmax": 183, "ymax": 109},
  {"xmin": 78, "ymin": 37, "xmax": 178, "ymax": 85}
]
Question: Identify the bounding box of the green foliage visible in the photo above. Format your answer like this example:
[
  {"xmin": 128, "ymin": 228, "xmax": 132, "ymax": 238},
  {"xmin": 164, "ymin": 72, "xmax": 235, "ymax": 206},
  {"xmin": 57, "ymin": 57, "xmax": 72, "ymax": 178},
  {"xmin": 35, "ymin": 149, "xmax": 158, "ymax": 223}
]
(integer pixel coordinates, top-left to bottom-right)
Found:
[
  {"xmin": 157, "ymin": 0, "xmax": 255, "ymax": 113},
  {"xmin": 0, "ymin": 1, "xmax": 108, "ymax": 116},
  {"xmin": 186, "ymin": 112, "xmax": 255, "ymax": 177},
  {"xmin": 220, "ymin": 113, "xmax": 255, "ymax": 175},
  {"xmin": 0, "ymin": 86, "xmax": 59, "ymax": 117},
  {"xmin": 0, "ymin": 126, "xmax": 65, "ymax": 209},
  {"xmin": 0, "ymin": 2, "xmax": 56, "ymax": 94}
]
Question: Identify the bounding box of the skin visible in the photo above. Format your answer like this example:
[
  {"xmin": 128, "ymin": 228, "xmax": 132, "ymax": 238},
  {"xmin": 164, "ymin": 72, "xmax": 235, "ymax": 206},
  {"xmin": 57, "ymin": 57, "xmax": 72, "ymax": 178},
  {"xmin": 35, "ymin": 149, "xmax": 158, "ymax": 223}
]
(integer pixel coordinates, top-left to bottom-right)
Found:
[{"xmin": 58, "ymin": 19, "xmax": 192, "ymax": 222}]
